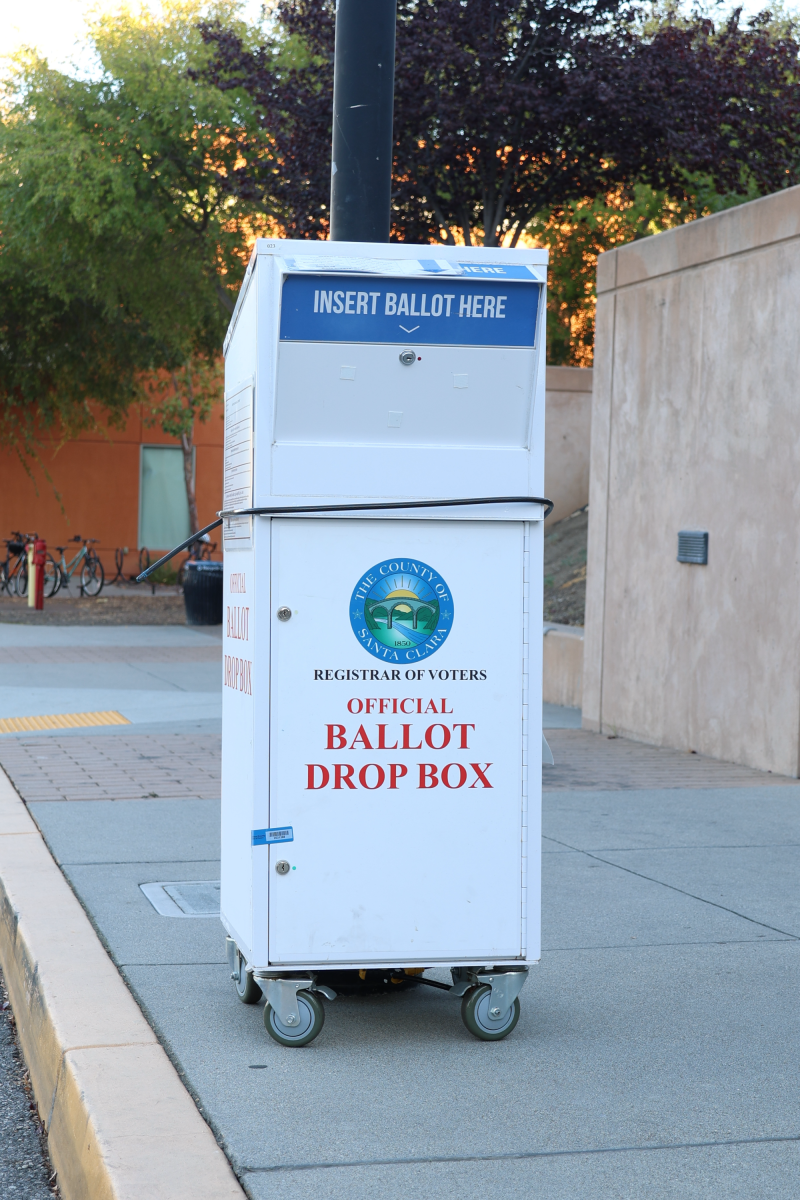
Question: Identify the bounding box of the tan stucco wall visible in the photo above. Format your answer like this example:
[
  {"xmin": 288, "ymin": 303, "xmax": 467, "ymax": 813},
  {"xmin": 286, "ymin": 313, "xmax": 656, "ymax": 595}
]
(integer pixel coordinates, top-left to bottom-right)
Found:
[
  {"xmin": 545, "ymin": 366, "xmax": 592, "ymax": 524},
  {"xmin": 583, "ymin": 185, "xmax": 800, "ymax": 776}
]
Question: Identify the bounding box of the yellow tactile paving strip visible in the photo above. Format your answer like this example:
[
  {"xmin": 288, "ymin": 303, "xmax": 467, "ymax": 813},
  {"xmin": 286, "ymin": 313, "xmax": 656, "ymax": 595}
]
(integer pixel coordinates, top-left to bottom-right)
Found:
[{"xmin": 0, "ymin": 711, "xmax": 131, "ymax": 734}]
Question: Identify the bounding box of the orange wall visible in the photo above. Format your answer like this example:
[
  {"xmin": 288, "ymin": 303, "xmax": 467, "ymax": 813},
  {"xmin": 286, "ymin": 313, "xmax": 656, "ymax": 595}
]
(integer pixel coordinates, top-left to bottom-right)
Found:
[{"xmin": 0, "ymin": 403, "xmax": 224, "ymax": 579}]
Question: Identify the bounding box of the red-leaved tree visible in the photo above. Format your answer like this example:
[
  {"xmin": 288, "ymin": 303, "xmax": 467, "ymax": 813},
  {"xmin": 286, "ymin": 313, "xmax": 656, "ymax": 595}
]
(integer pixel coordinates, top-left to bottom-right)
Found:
[{"xmin": 196, "ymin": 2, "xmax": 800, "ymax": 246}]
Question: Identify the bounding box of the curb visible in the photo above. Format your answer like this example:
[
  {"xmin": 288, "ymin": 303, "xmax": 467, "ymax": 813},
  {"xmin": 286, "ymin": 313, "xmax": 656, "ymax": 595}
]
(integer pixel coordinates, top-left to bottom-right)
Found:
[{"xmin": 0, "ymin": 766, "xmax": 245, "ymax": 1200}]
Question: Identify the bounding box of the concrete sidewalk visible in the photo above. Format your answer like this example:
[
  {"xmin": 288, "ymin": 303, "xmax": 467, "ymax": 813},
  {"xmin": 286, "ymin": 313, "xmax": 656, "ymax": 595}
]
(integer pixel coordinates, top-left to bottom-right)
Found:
[
  {"xmin": 1, "ymin": 621, "xmax": 799, "ymax": 1198},
  {"xmin": 0, "ymin": 623, "xmax": 222, "ymax": 733}
]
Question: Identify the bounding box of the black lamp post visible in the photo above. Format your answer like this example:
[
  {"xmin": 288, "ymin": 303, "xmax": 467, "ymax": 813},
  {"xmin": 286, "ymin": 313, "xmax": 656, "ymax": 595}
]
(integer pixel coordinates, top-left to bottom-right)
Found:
[{"xmin": 329, "ymin": 0, "xmax": 397, "ymax": 243}]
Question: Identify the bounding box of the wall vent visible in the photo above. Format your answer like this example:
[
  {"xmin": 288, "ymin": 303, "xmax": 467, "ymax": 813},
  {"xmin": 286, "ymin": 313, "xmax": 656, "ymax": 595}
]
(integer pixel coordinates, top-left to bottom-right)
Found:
[{"xmin": 677, "ymin": 531, "xmax": 708, "ymax": 565}]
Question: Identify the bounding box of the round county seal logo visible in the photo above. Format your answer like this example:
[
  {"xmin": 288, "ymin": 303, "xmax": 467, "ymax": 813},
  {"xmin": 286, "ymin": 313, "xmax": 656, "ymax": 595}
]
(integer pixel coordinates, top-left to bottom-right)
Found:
[{"xmin": 349, "ymin": 557, "xmax": 454, "ymax": 662}]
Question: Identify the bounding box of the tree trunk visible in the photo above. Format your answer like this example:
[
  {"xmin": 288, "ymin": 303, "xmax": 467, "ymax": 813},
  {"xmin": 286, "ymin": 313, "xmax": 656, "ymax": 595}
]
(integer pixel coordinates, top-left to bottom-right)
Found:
[
  {"xmin": 181, "ymin": 428, "xmax": 199, "ymax": 538},
  {"xmin": 176, "ymin": 367, "xmax": 200, "ymax": 542}
]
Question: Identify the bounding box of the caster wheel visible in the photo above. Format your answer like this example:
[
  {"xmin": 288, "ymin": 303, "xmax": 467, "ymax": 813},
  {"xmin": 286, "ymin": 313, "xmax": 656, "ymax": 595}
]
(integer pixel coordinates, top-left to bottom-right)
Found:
[
  {"xmin": 460, "ymin": 984, "xmax": 520, "ymax": 1041},
  {"xmin": 232, "ymin": 955, "xmax": 262, "ymax": 1004},
  {"xmin": 264, "ymin": 991, "xmax": 325, "ymax": 1047}
]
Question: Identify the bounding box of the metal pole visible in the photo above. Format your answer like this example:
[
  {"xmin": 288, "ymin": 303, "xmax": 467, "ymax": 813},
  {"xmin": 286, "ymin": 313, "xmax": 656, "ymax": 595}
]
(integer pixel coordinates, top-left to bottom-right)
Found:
[{"xmin": 329, "ymin": 0, "xmax": 397, "ymax": 243}]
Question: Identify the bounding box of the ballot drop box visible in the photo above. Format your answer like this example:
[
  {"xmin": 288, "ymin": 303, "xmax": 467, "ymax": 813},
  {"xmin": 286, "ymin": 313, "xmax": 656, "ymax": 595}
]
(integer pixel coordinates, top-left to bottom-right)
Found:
[{"xmin": 221, "ymin": 239, "xmax": 548, "ymax": 1045}]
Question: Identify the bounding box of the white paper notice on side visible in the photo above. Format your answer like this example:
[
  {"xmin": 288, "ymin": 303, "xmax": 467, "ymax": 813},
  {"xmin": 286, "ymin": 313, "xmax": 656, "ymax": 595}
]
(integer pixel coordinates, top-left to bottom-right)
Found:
[{"xmin": 223, "ymin": 384, "xmax": 253, "ymax": 549}]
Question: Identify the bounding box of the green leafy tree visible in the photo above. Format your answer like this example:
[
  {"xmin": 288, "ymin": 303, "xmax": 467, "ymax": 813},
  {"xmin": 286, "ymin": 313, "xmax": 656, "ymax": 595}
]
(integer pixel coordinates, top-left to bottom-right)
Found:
[
  {"xmin": 532, "ymin": 173, "xmax": 764, "ymax": 365},
  {"xmin": 0, "ymin": 1, "xmax": 264, "ymax": 526}
]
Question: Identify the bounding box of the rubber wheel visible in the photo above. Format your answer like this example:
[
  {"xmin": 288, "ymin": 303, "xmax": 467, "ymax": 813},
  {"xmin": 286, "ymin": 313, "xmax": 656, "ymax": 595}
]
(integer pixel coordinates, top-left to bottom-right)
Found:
[
  {"xmin": 264, "ymin": 991, "xmax": 325, "ymax": 1047},
  {"xmin": 460, "ymin": 984, "xmax": 521, "ymax": 1041},
  {"xmin": 14, "ymin": 563, "xmax": 27, "ymax": 598},
  {"xmin": 234, "ymin": 969, "xmax": 263, "ymax": 1005},
  {"xmin": 43, "ymin": 556, "xmax": 61, "ymax": 598},
  {"xmin": 81, "ymin": 557, "xmax": 105, "ymax": 597}
]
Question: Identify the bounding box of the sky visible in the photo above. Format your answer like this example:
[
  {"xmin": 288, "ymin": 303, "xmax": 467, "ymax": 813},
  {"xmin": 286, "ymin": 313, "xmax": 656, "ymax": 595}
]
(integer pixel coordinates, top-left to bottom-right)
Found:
[
  {"xmin": 0, "ymin": 0, "xmax": 96, "ymax": 71},
  {"xmin": 0, "ymin": 0, "xmax": 266, "ymax": 75}
]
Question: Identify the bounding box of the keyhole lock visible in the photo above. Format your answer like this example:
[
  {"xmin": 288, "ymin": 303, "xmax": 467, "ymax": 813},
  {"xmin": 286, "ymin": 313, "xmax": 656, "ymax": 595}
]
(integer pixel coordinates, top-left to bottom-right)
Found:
[
  {"xmin": 275, "ymin": 860, "xmax": 290, "ymax": 875},
  {"xmin": 399, "ymin": 349, "xmax": 416, "ymax": 366},
  {"xmin": 277, "ymin": 607, "xmax": 292, "ymax": 622}
]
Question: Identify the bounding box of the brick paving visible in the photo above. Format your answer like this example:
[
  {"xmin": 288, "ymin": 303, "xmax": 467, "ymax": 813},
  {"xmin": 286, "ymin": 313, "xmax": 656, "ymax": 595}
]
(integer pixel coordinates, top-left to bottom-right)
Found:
[
  {"xmin": 0, "ymin": 724, "xmax": 793, "ymax": 805},
  {"xmin": 0, "ymin": 734, "xmax": 221, "ymax": 801},
  {"xmin": 545, "ymin": 728, "xmax": 797, "ymax": 790}
]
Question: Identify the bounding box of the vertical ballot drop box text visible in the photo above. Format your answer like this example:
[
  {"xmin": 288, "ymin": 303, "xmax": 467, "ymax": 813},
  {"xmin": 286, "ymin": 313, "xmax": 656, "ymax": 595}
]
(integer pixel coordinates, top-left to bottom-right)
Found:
[{"xmin": 221, "ymin": 240, "xmax": 548, "ymax": 973}]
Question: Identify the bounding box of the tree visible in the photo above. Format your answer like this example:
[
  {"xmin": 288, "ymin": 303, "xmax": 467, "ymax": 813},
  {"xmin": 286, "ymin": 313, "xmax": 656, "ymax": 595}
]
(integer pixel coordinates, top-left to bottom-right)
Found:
[
  {"xmin": 143, "ymin": 356, "xmax": 224, "ymax": 536},
  {"xmin": 530, "ymin": 185, "xmax": 693, "ymax": 365},
  {"xmin": 192, "ymin": 5, "xmax": 336, "ymax": 238},
  {"xmin": 533, "ymin": 169, "xmax": 766, "ymax": 365},
  {"xmin": 196, "ymin": 1, "xmax": 800, "ymax": 248},
  {"xmin": 572, "ymin": 12, "xmax": 800, "ymax": 208},
  {"xmin": 0, "ymin": 1, "xmax": 265, "ymax": 529}
]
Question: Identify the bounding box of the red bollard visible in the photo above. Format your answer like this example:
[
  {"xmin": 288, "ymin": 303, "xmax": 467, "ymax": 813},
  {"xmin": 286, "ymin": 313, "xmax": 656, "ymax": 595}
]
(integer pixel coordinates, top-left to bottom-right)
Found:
[{"xmin": 33, "ymin": 538, "xmax": 46, "ymax": 611}]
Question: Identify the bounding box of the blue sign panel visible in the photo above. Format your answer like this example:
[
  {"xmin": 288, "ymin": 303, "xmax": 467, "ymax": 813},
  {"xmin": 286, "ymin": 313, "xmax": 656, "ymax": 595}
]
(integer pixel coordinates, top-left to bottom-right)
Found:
[{"xmin": 279, "ymin": 274, "xmax": 540, "ymax": 347}]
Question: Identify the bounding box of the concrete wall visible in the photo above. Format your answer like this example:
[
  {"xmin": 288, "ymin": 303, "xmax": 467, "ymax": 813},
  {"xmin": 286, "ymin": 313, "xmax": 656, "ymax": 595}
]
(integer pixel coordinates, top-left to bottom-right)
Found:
[
  {"xmin": 545, "ymin": 366, "xmax": 592, "ymax": 524},
  {"xmin": 583, "ymin": 184, "xmax": 800, "ymax": 776},
  {"xmin": 543, "ymin": 624, "xmax": 584, "ymax": 708}
]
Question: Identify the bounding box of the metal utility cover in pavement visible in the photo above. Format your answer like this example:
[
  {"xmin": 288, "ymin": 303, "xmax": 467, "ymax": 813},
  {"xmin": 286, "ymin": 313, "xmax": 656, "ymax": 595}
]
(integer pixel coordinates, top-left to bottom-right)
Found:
[
  {"xmin": 140, "ymin": 880, "xmax": 220, "ymax": 918},
  {"xmin": 677, "ymin": 531, "xmax": 709, "ymax": 564}
]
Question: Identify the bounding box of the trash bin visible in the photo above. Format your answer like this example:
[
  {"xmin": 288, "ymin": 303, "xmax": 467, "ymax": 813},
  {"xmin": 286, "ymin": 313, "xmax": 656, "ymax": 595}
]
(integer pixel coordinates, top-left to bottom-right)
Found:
[
  {"xmin": 183, "ymin": 561, "xmax": 223, "ymax": 626},
  {"xmin": 220, "ymin": 238, "xmax": 549, "ymax": 1046}
]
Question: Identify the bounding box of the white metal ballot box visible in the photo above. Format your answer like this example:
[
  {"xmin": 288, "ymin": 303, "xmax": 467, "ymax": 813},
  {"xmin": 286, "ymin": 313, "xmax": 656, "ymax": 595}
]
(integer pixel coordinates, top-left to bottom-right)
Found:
[{"xmin": 221, "ymin": 238, "xmax": 549, "ymax": 1046}]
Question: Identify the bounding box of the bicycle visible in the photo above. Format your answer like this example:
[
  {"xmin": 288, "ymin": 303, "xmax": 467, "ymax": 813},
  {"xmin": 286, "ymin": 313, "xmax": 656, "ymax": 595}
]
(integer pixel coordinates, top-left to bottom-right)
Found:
[
  {"xmin": 52, "ymin": 536, "xmax": 105, "ymax": 597},
  {"xmin": 2, "ymin": 532, "xmax": 60, "ymax": 599},
  {"xmin": 1, "ymin": 533, "xmax": 30, "ymax": 596}
]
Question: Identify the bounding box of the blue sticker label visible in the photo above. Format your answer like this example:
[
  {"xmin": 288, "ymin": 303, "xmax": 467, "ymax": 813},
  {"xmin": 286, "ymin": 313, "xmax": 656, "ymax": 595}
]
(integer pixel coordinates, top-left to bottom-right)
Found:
[
  {"xmin": 457, "ymin": 262, "xmax": 541, "ymax": 279},
  {"xmin": 279, "ymin": 274, "xmax": 540, "ymax": 348},
  {"xmin": 252, "ymin": 826, "xmax": 294, "ymax": 846}
]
